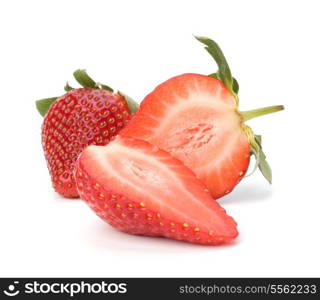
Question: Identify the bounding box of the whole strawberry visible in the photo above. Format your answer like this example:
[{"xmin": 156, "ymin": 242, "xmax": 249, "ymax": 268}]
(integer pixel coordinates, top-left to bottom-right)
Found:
[{"xmin": 36, "ymin": 70, "xmax": 138, "ymax": 198}]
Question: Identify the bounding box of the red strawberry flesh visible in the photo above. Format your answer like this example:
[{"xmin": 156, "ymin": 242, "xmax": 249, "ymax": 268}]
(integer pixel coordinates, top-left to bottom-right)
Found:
[
  {"xmin": 121, "ymin": 73, "xmax": 250, "ymax": 198},
  {"xmin": 75, "ymin": 136, "xmax": 238, "ymax": 245}
]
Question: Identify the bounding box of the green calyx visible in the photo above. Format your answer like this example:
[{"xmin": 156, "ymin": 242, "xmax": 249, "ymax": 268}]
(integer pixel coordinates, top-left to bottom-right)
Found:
[
  {"xmin": 35, "ymin": 97, "xmax": 58, "ymax": 117},
  {"xmin": 195, "ymin": 35, "xmax": 285, "ymax": 184},
  {"xmin": 195, "ymin": 36, "xmax": 239, "ymax": 104},
  {"xmin": 64, "ymin": 82, "xmax": 74, "ymax": 92},
  {"xmin": 73, "ymin": 69, "xmax": 113, "ymax": 92},
  {"xmin": 118, "ymin": 91, "xmax": 140, "ymax": 114},
  {"xmin": 35, "ymin": 69, "xmax": 139, "ymax": 117}
]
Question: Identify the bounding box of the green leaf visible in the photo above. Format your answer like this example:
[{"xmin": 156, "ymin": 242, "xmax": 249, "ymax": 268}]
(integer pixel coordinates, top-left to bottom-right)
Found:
[
  {"xmin": 254, "ymin": 134, "xmax": 262, "ymax": 146},
  {"xmin": 250, "ymin": 135, "xmax": 272, "ymax": 183},
  {"xmin": 195, "ymin": 36, "xmax": 233, "ymax": 91},
  {"xmin": 246, "ymin": 133, "xmax": 272, "ymax": 183},
  {"xmin": 118, "ymin": 92, "xmax": 139, "ymax": 114},
  {"xmin": 73, "ymin": 69, "xmax": 96, "ymax": 88},
  {"xmin": 35, "ymin": 97, "xmax": 58, "ymax": 117},
  {"xmin": 72, "ymin": 69, "xmax": 116, "ymax": 93},
  {"xmin": 64, "ymin": 82, "xmax": 74, "ymax": 92},
  {"xmin": 257, "ymin": 148, "xmax": 272, "ymax": 184},
  {"xmin": 96, "ymin": 82, "xmax": 114, "ymax": 92},
  {"xmin": 208, "ymin": 72, "xmax": 220, "ymax": 80},
  {"xmin": 209, "ymin": 73, "xmax": 239, "ymax": 94},
  {"xmin": 232, "ymin": 77, "xmax": 239, "ymax": 94}
]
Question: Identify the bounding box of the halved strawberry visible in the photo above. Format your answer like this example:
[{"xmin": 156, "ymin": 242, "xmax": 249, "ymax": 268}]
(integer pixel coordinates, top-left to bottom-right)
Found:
[
  {"xmin": 121, "ymin": 36, "xmax": 284, "ymax": 198},
  {"xmin": 121, "ymin": 73, "xmax": 250, "ymax": 198},
  {"xmin": 74, "ymin": 136, "xmax": 238, "ymax": 245}
]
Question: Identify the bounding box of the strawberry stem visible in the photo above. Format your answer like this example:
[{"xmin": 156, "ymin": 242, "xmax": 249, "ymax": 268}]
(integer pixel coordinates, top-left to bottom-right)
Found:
[{"xmin": 241, "ymin": 105, "xmax": 284, "ymax": 122}]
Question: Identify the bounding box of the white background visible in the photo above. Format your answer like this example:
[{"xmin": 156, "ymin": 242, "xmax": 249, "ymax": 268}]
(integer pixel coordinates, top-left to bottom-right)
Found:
[{"xmin": 1, "ymin": 0, "xmax": 319, "ymax": 277}]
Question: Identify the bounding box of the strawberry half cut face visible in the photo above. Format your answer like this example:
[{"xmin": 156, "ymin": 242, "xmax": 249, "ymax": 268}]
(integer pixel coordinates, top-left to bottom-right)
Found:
[
  {"xmin": 121, "ymin": 36, "xmax": 284, "ymax": 199},
  {"xmin": 121, "ymin": 73, "xmax": 251, "ymax": 198},
  {"xmin": 75, "ymin": 136, "xmax": 238, "ymax": 245}
]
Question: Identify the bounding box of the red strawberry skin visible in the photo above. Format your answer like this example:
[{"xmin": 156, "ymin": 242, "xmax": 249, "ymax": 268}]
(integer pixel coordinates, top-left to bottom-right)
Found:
[
  {"xmin": 121, "ymin": 73, "xmax": 250, "ymax": 198},
  {"xmin": 42, "ymin": 88, "xmax": 131, "ymax": 198},
  {"xmin": 74, "ymin": 136, "xmax": 238, "ymax": 245}
]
